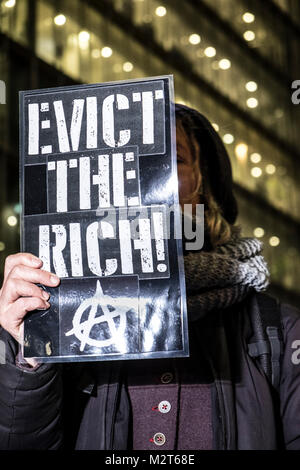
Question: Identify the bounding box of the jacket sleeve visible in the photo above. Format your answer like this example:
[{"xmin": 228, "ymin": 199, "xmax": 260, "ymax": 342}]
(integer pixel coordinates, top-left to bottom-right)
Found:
[
  {"xmin": 0, "ymin": 327, "xmax": 63, "ymax": 450},
  {"xmin": 279, "ymin": 302, "xmax": 300, "ymax": 450}
]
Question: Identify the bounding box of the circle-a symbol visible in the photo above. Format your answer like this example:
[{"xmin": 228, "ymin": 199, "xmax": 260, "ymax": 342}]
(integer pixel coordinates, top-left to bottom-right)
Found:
[{"xmin": 65, "ymin": 281, "xmax": 127, "ymax": 351}]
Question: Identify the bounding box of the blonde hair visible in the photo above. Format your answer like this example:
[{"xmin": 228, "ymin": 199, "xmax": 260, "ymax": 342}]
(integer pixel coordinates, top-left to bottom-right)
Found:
[
  {"xmin": 204, "ymin": 192, "xmax": 234, "ymax": 248},
  {"xmin": 176, "ymin": 121, "xmax": 236, "ymax": 250}
]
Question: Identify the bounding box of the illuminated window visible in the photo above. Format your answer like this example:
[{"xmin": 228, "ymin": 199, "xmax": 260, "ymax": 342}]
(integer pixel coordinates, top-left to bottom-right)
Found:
[
  {"xmin": 242, "ymin": 12, "xmax": 255, "ymax": 23},
  {"xmin": 7, "ymin": 215, "xmax": 17, "ymax": 227},
  {"xmin": 4, "ymin": 0, "xmax": 15, "ymax": 8},
  {"xmin": 123, "ymin": 62, "xmax": 133, "ymax": 72},
  {"xmin": 54, "ymin": 14, "xmax": 66, "ymax": 26},
  {"xmin": 212, "ymin": 123, "xmax": 219, "ymax": 131},
  {"xmin": 253, "ymin": 227, "xmax": 265, "ymax": 238},
  {"xmin": 266, "ymin": 164, "xmax": 276, "ymax": 175},
  {"xmin": 251, "ymin": 167, "xmax": 262, "ymax": 178},
  {"xmin": 235, "ymin": 143, "xmax": 248, "ymax": 162},
  {"xmin": 78, "ymin": 31, "xmax": 90, "ymax": 50},
  {"xmin": 101, "ymin": 47, "xmax": 113, "ymax": 58},
  {"xmin": 250, "ymin": 153, "xmax": 262, "ymax": 163},
  {"xmin": 219, "ymin": 58, "xmax": 231, "ymax": 70},
  {"xmin": 244, "ymin": 30, "xmax": 256, "ymax": 41},
  {"xmin": 269, "ymin": 236, "xmax": 280, "ymax": 247},
  {"xmin": 78, "ymin": 31, "xmax": 90, "ymax": 42},
  {"xmin": 247, "ymin": 97, "xmax": 259, "ymax": 108},
  {"xmin": 245, "ymin": 81, "xmax": 258, "ymax": 92},
  {"xmin": 155, "ymin": 6, "xmax": 167, "ymax": 17},
  {"xmin": 189, "ymin": 34, "xmax": 201, "ymax": 45},
  {"xmin": 204, "ymin": 47, "xmax": 216, "ymax": 57},
  {"xmin": 223, "ymin": 134, "xmax": 234, "ymax": 144}
]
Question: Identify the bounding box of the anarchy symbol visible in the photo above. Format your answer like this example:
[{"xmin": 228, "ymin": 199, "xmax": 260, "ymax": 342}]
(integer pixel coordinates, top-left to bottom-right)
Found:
[{"xmin": 65, "ymin": 281, "xmax": 127, "ymax": 351}]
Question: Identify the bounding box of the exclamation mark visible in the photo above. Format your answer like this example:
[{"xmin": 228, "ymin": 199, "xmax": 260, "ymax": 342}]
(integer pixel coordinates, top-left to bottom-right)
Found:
[{"xmin": 153, "ymin": 211, "xmax": 167, "ymax": 273}]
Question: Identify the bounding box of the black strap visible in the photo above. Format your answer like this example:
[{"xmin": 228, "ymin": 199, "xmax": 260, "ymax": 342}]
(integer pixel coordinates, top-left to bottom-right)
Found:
[{"xmin": 247, "ymin": 293, "xmax": 283, "ymax": 390}]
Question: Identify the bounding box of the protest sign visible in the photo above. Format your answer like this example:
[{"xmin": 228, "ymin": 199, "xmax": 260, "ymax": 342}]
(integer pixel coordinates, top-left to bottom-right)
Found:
[{"xmin": 19, "ymin": 76, "xmax": 188, "ymax": 362}]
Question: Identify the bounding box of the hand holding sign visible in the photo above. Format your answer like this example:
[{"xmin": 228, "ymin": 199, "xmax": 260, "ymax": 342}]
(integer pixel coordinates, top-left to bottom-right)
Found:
[{"xmin": 0, "ymin": 253, "xmax": 60, "ymax": 366}]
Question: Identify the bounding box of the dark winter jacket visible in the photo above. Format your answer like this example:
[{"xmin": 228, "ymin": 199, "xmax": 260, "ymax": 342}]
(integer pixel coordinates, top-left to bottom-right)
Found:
[{"xmin": 0, "ymin": 291, "xmax": 300, "ymax": 450}]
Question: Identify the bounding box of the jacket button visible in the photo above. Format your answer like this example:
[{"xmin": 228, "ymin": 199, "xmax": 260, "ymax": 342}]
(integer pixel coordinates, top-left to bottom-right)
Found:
[
  {"xmin": 153, "ymin": 432, "xmax": 166, "ymax": 446},
  {"xmin": 158, "ymin": 400, "xmax": 171, "ymax": 413},
  {"xmin": 160, "ymin": 372, "xmax": 173, "ymax": 384}
]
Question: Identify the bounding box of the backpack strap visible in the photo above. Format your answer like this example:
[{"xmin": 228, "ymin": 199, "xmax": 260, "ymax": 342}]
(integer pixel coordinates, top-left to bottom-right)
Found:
[{"xmin": 247, "ymin": 292, "xmax": 283, "ymax": 390}]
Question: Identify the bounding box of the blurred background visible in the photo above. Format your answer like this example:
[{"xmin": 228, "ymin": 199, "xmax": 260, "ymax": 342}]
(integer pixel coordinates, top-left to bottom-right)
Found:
[{"xmin": 0, "ymin": 0, "xmax": 299, "ymax": 307}]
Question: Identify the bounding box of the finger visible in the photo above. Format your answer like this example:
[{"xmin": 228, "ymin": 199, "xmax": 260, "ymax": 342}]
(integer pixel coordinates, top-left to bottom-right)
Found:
[
  {"xmin": 7, "ymin": 265, "xmax": 60, "ymax": 288},
  {"xmin": 0, "ymin": 278, "xmax": 50, "ymax": 305},
  {"xmin": 0, "ymin": 296, "xmax": 50, "ymax": 334},
  {"xmin": 14, "ymin": 296, "xmax": 50, "ymax": 321},
  {"xmin": 4, "ymin": 253, "xmax": 42, "ymax": 281}
]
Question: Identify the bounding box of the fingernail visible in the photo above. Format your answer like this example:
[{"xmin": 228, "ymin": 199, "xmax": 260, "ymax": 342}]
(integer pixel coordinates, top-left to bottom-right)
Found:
[
  {"xmin": 42, "ymin": 291, "xmax": 50, "ymax": 300},
  {"xmin": 50, "ymin": 275, "xmax": 60, "ymax": 285},
  {"xmin": 37, "ymin": 302, "xmax": 50, "ymax": 311},
  {"xmin": 32, "ymin": 257, "xmax": 41, "ymax": 266}
]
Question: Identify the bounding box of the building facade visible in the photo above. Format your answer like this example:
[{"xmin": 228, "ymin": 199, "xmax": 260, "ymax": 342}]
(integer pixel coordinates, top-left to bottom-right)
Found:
[{"xmin": 0, "ymin": 0, "xmax": 300, "ymax": 306}]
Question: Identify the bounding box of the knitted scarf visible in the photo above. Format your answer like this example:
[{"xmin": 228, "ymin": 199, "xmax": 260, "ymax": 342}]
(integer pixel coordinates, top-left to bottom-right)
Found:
[{"xmin": 184, "ymin": 231, "xmax": 270, "ymax": 322}]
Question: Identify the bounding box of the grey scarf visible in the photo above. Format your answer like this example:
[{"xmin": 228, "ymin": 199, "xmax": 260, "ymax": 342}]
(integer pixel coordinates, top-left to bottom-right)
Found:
[{"xmin": 184, "ymin": 232, "xmax": 270, "ymax": 321}]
